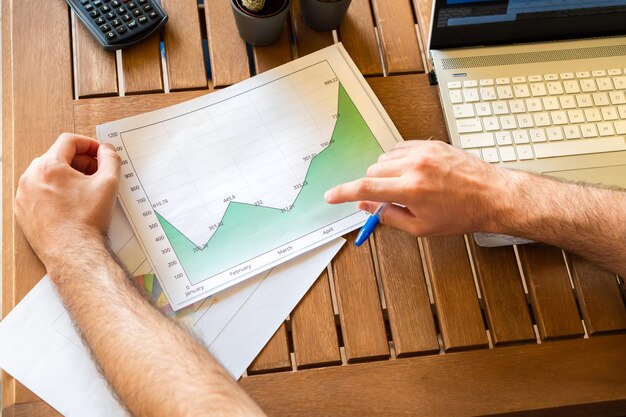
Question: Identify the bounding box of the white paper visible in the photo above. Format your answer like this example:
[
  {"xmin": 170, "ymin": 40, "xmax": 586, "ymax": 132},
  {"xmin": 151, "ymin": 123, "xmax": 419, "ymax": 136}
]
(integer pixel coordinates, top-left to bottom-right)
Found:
[{"xmin": 0, "ymin": 204, "xmax": 343, "ymax": 417}]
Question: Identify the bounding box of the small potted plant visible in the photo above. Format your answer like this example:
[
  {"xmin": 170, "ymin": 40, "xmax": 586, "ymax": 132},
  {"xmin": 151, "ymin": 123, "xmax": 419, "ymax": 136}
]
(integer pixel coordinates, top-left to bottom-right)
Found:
[
  {"xmin": 300, "ymin": 0, "xmax": 352, "ymax": 31},
  {"xmin": 231, "ymin": 0, "xmax": 291, "ymax": 46}
]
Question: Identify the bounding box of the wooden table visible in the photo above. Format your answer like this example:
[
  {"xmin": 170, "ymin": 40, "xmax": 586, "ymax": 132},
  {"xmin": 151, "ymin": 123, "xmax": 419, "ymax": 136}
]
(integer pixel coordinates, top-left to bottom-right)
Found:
[{"xmin": 3, "ymin": 1, "xmax": 626, "ymax": 416}]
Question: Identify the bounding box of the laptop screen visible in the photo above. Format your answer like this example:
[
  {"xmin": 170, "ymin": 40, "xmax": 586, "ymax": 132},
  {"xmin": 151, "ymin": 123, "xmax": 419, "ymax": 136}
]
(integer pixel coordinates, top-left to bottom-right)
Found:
[{"xmin": 430, "ymin": 0, "xmax": 626, "ymax": 49}]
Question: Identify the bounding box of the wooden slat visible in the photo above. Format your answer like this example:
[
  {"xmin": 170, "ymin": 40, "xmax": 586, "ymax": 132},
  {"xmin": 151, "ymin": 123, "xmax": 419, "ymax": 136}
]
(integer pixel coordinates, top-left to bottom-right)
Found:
[
  {"xmin": 518, "ymin": 245, "xmax": 584, "ymax": 340},
  {"xmin": 373, "ymin": 225, "xmax": 439, "ymax": 356},
  {"xmin": 241, "ymin": 334, "xmax": 626, "ymax": 417},
  {"xmin": 371, "ymin": 0, "xmax": 424, "ymax": 74},
  {"xmin": 332, "ymin": 231, "xmax": 389, "ymax": 363},
  {"xmin": 253, "ymin": 23, "xmax": 293, "ymax": 74},
  {"xmin": 422, "ymin": 236, "xmax": 488, "ymax": 351},
  {"xmin": 2, "ymin": 402, "xmax": 60, "ymax": 417},
  {"xmin": 161, "ymin": 0, "xmax": 207, "ymax": 90},
  {"xmin": 291, "ymin": 270, "xmax": 342, "ymax": 369},
  {"xmin": 469, "ymin": 240, "xmax": 536, "ymax": 345},
  {"xmin": 367, "ymin": 75, "xmax": 448, "ymax": 141},
  {"xmin": 2, "ymin": 0, "xmax": 75, "ymax": 407},
  {"xmin": 290, "ymin": 0, "xmax": 334, "ymax": 57},
  {"xmin": 121, "ymin": 33, "xmax": 164, "ymax": 94},
  {"xmin": 72, "ymin": 13, "xmax": 118, "ymax": 97},
  {"xmin": 568, "ymin": 255, "xmax": 626, "ymax": 335},
  {"xmin": 338, "ymin": 0, "xmax": 383, "ymax": 76},
  {"xmin": 204, "ymin": 0, "xmax": 250, "ymax": 87},
  {"xmin": 247, "ymin": 324, "xmax": 292, "ymax": 374},
  {"xmin": 413, "ymin": 0, "xmax": 433, "ymax": 70}
]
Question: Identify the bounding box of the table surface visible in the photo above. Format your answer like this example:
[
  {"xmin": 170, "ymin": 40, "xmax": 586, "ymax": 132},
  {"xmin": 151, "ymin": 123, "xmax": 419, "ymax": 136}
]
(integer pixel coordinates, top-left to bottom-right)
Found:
[{"xmin": 3, "ymin": 1, "xmax": 626, "ymax": 416}]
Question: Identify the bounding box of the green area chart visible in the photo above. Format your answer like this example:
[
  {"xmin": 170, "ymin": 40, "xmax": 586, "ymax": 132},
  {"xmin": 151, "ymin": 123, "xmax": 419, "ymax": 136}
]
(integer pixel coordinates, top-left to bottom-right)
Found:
[{"xmin": 156, "ymin": 83, "xmax": 384, "ymax": 285}]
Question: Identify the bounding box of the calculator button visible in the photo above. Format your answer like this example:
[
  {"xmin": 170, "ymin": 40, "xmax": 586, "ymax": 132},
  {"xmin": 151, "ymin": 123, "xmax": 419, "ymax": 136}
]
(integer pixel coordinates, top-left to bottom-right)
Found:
[
  {"xmin": 100, "ymin": 24, "xmax": 111, "ymax": 32},
  {"xmin": 138, "ymin": 15, "xmax": 148, "ymax": 24},
  {"xmin": 106, "ymin": 31, "xmax": 116, "ymax": 39},
  {"xmin": 80, "ymin": 0, "xmax": 89, "ymax": 4},
  {"xmin": 128, "ymin": 20, "xmax": 138, "ymax": 29},
  {"xmin": 101, "ymin": 4, "xmax": 111, "ymax": 12},
  {"xmin": 116, "ymin": 25, "xmax": 127, "ymax": 33},
  {"xmin": 84, "ymin": 3, "xmax": 94, "ymax": 11},
  {"xmin": 121, "ymin": 13, "xmax": 132, "ymax": 21},
  {"xmin": 127, "ymin": 2, "xmax": 137, "ymax": 9},
  {"xmin": 138, "ymin": 0, "xmax": 147, "ymax": 4},
  {"xmin": 132, "ymin": 9, "xmax": 142, "ymax": 16},
  {"xmin": 143, "ymin": 4, "xmax": 152, "ymax": 11},
  {"xmin": 148, "ymin": 10, "xmax": 158, "ymax": 18},
  {"xmin": 112, "ymin": 0, "xmax": 121, "ymax": 6},
  {"xmin": 106, "ymin": 12, "xmax": 115, "ymax": 19},
  {"xmin": 93, "ymin": 0, "xmax": 103, "ymax": 6},
  {"xmin": 95, "ymin": 16, "xmax": 106, "ymax": 24},
  {"xmin": 110, "ymin": 18, "xmax": 121, "ymax": 26},
  {"xmin": 115, "ymin": 7, "xmax": 124, "ymax": 13},
  {"xmin": 89, "ymin": 10, "xmax": 100, "ymax": 18}
]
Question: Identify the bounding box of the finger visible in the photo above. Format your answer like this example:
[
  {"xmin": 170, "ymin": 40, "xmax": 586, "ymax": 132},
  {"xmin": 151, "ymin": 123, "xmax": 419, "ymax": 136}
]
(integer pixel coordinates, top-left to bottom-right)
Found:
[
  {"xmin": 360, "ymin": 202, "xmax": 419, "ymax": 235},
  {"xmin": 48, "ymin": 133, "xmax": 100, "ymax": 164},
  {"xmin": 366, "ymin": 159, "xmax": 414, "ymax": 178},
  {"xmin": 95, "ymin": 143, "xmax": 122, "ymax": 182},
  {"xmin": 324, "ymin": 177, "xmax": 404, "ymax": 205},
  {"xmin": 71, "ymin": 155, "xmax": 99, "ymax": 175},
  {"xmin": 377, "ymin": 147, "xmax": 410, "ymax": 162},
  {"xmin": 395, "ymin": 139, "xmax": 432, "ymax": 149}
]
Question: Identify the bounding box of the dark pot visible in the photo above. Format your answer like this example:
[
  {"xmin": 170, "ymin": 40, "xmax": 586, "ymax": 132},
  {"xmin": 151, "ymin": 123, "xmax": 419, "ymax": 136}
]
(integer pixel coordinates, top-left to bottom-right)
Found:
[
  {"xmin": 300, "ymin": 0, "xmax": 352, "ymax": 31},
  {"xmin": 231, "ymin": 0, "xmax": 291, "ymax": 46}
]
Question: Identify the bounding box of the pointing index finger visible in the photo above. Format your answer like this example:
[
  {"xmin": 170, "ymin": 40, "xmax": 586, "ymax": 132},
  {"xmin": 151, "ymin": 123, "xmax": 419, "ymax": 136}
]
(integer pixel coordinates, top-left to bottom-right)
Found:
[{"xmin": 324, "ymin": 177, "xmax": 404, "ymax": 205}]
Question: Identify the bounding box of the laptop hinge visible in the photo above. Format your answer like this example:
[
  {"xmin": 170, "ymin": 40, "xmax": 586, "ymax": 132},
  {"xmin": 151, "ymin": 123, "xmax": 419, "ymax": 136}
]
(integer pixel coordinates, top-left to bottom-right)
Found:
[{"xmin": 428, "ymin": 69, "xmax": 438, "ymax": 86}]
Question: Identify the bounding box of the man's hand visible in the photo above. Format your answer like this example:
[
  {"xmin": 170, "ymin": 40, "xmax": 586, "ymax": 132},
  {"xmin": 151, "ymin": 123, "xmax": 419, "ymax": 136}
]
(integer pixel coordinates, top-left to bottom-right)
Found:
[
  {"xmin": 15, "ymin": 133, "xmax": 121, "ymax": 271},
  {"xmin": 324, "ymin": 140, "xmax": 513, "ymax": 236}
]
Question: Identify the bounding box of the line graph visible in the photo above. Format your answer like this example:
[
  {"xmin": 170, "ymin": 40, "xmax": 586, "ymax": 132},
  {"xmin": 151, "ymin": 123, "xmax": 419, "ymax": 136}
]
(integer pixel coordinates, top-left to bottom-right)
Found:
[{"xmin": 99, "ymin": 45, "xmax": 401, "ymax": 309}]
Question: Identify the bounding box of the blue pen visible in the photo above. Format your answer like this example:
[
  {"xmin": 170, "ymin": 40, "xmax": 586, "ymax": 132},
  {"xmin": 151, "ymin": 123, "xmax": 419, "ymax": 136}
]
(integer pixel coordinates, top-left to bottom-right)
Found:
[{"xmin": 354, "ymin": 203, "xmax": 390, "ymax": 246}]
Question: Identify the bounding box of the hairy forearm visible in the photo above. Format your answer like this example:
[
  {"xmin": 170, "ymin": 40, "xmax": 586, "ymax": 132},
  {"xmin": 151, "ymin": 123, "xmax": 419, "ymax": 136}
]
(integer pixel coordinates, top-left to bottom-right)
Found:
[
  {"xmin": 48, "ymin": 234, "xmax": 264, "ymax": 417},
  {"xmin": 493, "ymin": 171, "xmax": 626, "ymax": 277}
]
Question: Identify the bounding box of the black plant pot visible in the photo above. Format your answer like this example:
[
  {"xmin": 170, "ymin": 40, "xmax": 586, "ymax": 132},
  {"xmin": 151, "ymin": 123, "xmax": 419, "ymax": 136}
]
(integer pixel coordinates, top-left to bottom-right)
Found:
[
  {"xmin": 231, "ymin": 0, "xmax": 291, "ymax": 46},
  {"xmin": 300, "ymin": 0, "xmax": 352, "ymax": 31}
]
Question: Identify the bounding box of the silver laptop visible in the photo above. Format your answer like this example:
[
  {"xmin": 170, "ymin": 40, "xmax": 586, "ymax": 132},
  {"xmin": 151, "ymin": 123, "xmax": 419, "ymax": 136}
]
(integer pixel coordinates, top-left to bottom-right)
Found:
[{"xmin": 429, "ymin": 0, "xmax": 626, "ymax": 246}]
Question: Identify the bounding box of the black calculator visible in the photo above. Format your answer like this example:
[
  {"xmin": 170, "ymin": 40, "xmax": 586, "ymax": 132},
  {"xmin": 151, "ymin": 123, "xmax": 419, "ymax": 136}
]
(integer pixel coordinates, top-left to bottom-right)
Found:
[{"xmin": 67, "ymin": 0, "xmax": 168, "ymax": 51}]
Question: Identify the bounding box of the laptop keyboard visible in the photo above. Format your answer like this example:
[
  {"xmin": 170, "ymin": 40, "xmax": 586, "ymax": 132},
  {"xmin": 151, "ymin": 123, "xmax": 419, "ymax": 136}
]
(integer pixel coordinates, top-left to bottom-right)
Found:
[{"xmin": 449, "ymin": 69, "xmax": 626, "ymax": 163}]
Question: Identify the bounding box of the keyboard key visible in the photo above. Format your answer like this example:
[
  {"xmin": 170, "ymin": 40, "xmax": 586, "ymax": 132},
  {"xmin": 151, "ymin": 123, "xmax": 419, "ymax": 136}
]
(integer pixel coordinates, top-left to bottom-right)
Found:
[
  {"xmin": 509, "ymin": 100, "xmax": 526, "ymax": 114},
  {"xmin": 567, "ymin": 110, "xmax": 585, "ymax": 124},
  {"xmin": 516, "ymin": 114, "xmax": 534, "ymax": 128},
  {"xmin": 530, "ymin": 83, "xmax": 547, "ymax": 96},
  {"xmin": 466, "ymin": 149, "xmax": 482, "ymax": 159},
  {"xmin": 492, "ymin": 101, "xmax": 509, "ymax": 115},
  {"xmin": 482, "ymin": 147, "xmax": 499, "ymax": 163},
  {"xmin": 496, "ymin": 85, "xmax": 513, "ymax": 99},
  {"xmin": 575, "ymin": 94, "xmax": 593, "ymax": 108},
  {"xmin": 598, "ymin": 122, "xmax": 615, "ymax": 136},
  {"xmin": 580, "ymin": 124, "xmax": 598, "ymax": 138},
  {"xmin": 463, "ymin": 88, "xmax": 480, "ymax": 102},
  {"xmin": 453, "ymin": 104, "xmax": 475, "ymax": 118},
  {"xmin": 498, "ymin": 146, "xmax": 516, "ymax": 162},
  {"xmin": 564, "ymin": 125, "xmax": 581, "ymax": 139},
  {"xmin": 542, "ymin": 97, "xmax": 559, "ymax": 111},
  {"xmin": 576, "ymin": 71, "xmax": 591, "ymax": 78},
  {"xmin": 544, "ymin": 74, "xmax": 558, "ymax": 81},
  {"xmin": 609, "ymin": 69, "xmax": 622, "ymax": 76},
  {"xmin": 496, "ymin": 78, "xmax": 510, "ymax": 85},
  {"xmin": 534, "ymin": 137, "xmax": 626, "ymax": 158},
  {"xmin": 459, "ymin": 132, "xmax": 494, "ymax": 148},
  {"xmin": 456, "ymin": 118, "xmax": 483, "ymax": 134},
  {"xmin": 550, "ymin": 111, "xmax": 568, "ymax": 125},
  {"xmin": 483, "ymin": 117, "xmax": 500, "ymax": 131},
  {"xmin": 512, "ymin": 76, "xmax": 527, "ymax": 83},
  {"xmin": 512, "ymin": 129, "xmax": 530, "ymax": 144},
  {"xmin": 613, "ymin": 76, "xmax": 626, "ymax": 90},
  {"xmin": 475, "ymin": 103, "xmax": 492, "ymax": 117},
  {"xmin": 516, "ymin": 145, "xmax": 534, "ymax": 160},
  {"xmin": 546, "ymin": 82, "xmax": 563, "ymax": 95},
  {"xmin": 499, "ymin": 146, "xmax": 517, "ymax": 162},
  {"xmin": 609, "ymin": 91, "xmax": 626, "ymax": 105},
  {"xmin": 534, "ymin": 112, "xmax": 551, "ymax": 127},
  {"xmin": 563, "ymin": 80, "xmax": 580, "ymax": 94},
  {"xmin": 495, "ymin": 131, "xmax": 512, "ymax": 145},
  {"xmin": 615, "ymin": 121, "xmax": 626, "ymax": 135},
  {"xmin": 547, "ymin": 127, "xmax": 564, "ymax": 141},
  {"xmin": 479, "ymin": 87, "xmax": 497, "ymax": 101},
  {"xmin": 558, "ymin": 96, "xmax": 576, "ymax": 109},
  {"xmin": 528, "ymin": 75, "xmax": 542, "ymax": 82},
  {"xmin": 447, "ymin": 81, "xmax": 461, "ymax": 89},
  {"xmin": 580, "ymin": 79, "xmax": 597, "ymax": 92},
  {"xmin": 513, "ymin": 84, "xmax": 530, "ymax": 98},
  {"xmin": 592, "ymin": 70, "xmax": 606, "ymax": 77},
  {"xmin": 585, "ymin": 108, "xmax": 602, "ymax": 122},
  {"xmin": 480, "ymin": 79, "xmax": 494, "ymax": 86},
  {"xmin": 597, "ymin": 78, "xmax": 613, "ymax": 91},
  {"xmin": 619, "ymin": 105, "xmax": 626, "ymax": 119},
  {"xmin": 463, "ymin": 80, "xmax": 478, "ymax": 88},
  {"xmin": 449, "ymin": 90, "xmax": 463, "ymax": 104},
  {"xmin": 560, "ymin": 73, "xmax": 574, "ymax": 80},
  {"xmin": 529, "ymin": 128, "xmax": 547, "ymax": 142},
  {"xmin": 500, "ymin": 115, "xmax": 517, "ymax": 130},
  {"xmin": 525, "ymin": 98, "xmax": 542, "ymax": 112},
  {"xmin": 601, "ymin": 107, "xmax": 619, "ymax": 121},
  {"xmin": 593, "ymin": 92, "xmax": 610, "ymax": 106}
]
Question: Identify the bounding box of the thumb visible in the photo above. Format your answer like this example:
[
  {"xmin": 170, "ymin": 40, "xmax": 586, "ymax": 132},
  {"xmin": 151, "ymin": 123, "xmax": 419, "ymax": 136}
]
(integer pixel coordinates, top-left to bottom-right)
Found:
[{"xmin": 96, "ymin": 143, "xmax": 122, "ymax": 181}]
